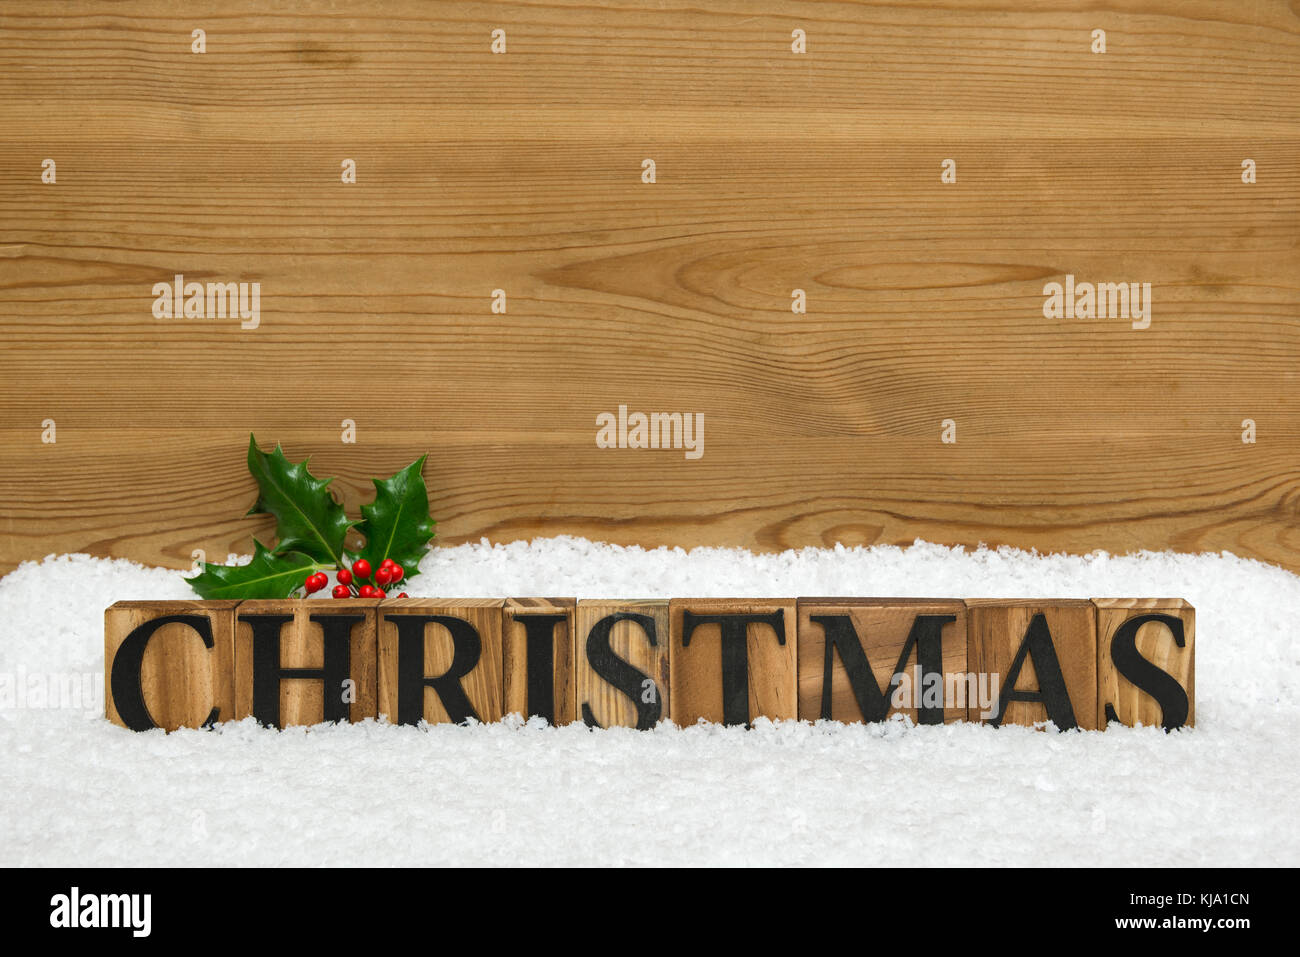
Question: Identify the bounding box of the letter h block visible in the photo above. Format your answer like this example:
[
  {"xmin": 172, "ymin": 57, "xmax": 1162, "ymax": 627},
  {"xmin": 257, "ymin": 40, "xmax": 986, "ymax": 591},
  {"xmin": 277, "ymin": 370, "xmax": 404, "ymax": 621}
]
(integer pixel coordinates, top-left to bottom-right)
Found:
[{"xmin": 235, "ymin": 600, "xmax": 377, "ymax": 728}]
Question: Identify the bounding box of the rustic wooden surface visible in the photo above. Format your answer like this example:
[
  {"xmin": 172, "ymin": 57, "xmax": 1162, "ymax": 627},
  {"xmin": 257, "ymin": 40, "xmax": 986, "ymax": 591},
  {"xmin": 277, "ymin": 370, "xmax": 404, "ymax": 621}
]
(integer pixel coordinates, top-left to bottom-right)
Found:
[
  {"xmin": 502, "ymin": 597, "xmax": 576, "ymax": 725},
  {"xmin": 2, "ymin": 2, "xmax": 1298, "ymax": 575},
  {"xmin": 574, "ymin": 599, "xmax": 671, "ymax": 730}
]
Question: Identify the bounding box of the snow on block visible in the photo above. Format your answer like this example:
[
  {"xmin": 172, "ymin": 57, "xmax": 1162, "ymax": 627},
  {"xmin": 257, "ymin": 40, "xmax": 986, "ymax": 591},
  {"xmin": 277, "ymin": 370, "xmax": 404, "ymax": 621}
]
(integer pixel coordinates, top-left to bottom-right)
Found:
[
  {"xmin": 796, "ymin": 598, "xmax": 968, "ymax": 724},
  {"xmin": 503, "ymin": 598, "xmax": 577, "ymax": 726},
  {"xmin": 1094, "ymin": 598, "xmax": 1195, "ymax": 731},
  {"xmin": 234, "ymin": 600, "xmax": 378, "ymax": 729},
  {"xmin": 377, "ymin": 598, "xmax": 505, "ymax": 726},
  {"xmin": 967, "ymin": 600, "xmax": 1099, "ymax": 731},
  {"xmin": 104, "ymin": 599, "xmax": 238, "ymax": 731},
  {"xmin": 575, "ymin": 599, "xmax": 670, "ymax": 731},
  {"xmin": 669, "ymin": 599, "xmax": 797, "ymax": 727}
]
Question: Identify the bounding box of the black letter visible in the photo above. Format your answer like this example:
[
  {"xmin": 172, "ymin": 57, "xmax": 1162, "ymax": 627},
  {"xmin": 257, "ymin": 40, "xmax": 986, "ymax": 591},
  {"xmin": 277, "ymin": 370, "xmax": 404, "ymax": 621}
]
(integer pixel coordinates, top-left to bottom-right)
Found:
[
  {"xmin": 514, "ymin": 613, "xmax": 567, "ymax": 724},
  {"xmin": 681, "ymin": 610, "xmax": 785, "ymax": 727},
  {"xmin": 810, "ymin": 613, "xmax": 955, "ymax": 724},
  {"xmin": 991, "ymin": 613, "xmax": 1077, "ymax": 731},
  {"xmin": 388, "ymin": 615, "xmax": 483, "ymax": 725},
  {"xmin": 109, "ymin": 614, "xmax": 219, "ymax": 731},
  {"xmin": 581, "ymin": 612, "xmax": 661, "ymax": 731},
  {"xmin": 1104, "ymin": 614, "xmax": 1189, "ymax": 731},
  {"xmin": 238, "ymin": 612, "xmax": 360, "ymax": 728}
]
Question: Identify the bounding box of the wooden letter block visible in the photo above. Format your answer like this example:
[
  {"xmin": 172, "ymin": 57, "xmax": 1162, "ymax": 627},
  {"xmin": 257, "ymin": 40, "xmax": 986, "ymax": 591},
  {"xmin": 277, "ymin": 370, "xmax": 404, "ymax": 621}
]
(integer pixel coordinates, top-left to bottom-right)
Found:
[
  {"xmin": 1094, "ymin": 598, "xmax": 1195, "ymax": 730},
  {"xmin": 669, "ymin": 599, "xmax": 796, "ymax": 726},
  {"xmin": 797, "ymin": 599, "xmax": 968, "ymax": 724},
  {"xmin": 967, "ymin": 600, "xmax": 1098, "ymax": 731},
  {"xmin": 105, "ymin": 600, "xmax": 238, "ymax": 732},
  {"xmin": 234, "ymin": 600, "xmax": 377, "ymax": 728},
  {"xmin": 503, "ymin": 598, "xmax": 576, "ymax": 725},
  {"xmin": 378, "ymin": 599, "xmax": 504, "ymax": 726},
  {"xmin": 575, "ymin": 600, "xmax": 670, "ymax": 730}
]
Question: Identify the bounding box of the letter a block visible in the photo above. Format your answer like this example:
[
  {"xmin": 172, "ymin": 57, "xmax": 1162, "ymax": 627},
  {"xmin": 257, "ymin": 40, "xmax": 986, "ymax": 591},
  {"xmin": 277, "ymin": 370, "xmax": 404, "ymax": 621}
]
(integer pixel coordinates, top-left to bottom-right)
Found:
[
  {"xmin": 967, "ymin": 600, "xmax": 1098, "ymax": 731},
  {"xmin": 797, "ymin": 599, "xmax": 968, "ymax": 724},
  {"xmin": 1094, "ymin": 598, "xmax": 1194, "ymax": 730},
  {"xmin": 378, "ymin": 599, "xmax": 505, "ymax": 726},
  {"xmin": 105, "ymin": 600, "xmax": 238, "ymax": 731},
  {"xmin": 575, "ymin": 600, "xmax": 670, "ymax": 730},
  {"xmin": 503, "ymin": 598, "xmax": 576, "ymax": 725},
  {"xmin": 235, "ymin": 600, "xmax": 377, "ymax": 728},
  {"xmin": 669, "ymin": 599, "xmax": 796, "ymax": 726}
]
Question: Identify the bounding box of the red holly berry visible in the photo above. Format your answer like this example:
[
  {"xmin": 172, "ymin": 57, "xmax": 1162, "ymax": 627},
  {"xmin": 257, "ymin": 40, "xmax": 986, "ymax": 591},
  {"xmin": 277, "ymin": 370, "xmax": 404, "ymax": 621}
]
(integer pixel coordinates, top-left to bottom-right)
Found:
[
  {"xmin": 374, "ymin": 587, "xmax": 387, "ymax": 598},
  {"xmin": 332, "ymin": 584, "xmax": 350, "ymax": 599},
  {"xmin": 389, "ymin": 565, "xmax": 404, "ymax": 583},
  {"xmin": 397, "ymin": 592, "xmax": 408, "ymax": 598},
  {"xmin": 359, "ymin": 584, "xmax": 377, "ymax": 598},
  {"xmin": 336, "ymin": 567, "xmax": 353, "ymax": 586},
  {"xmin": 352, "ymin": 559, "xmax": 372, "ymax": 580},
  {"xmin": 381, "ymin": 558, "xmax": 396, "ymax": 569},
  {"xmin": 304, "ymin": 573, "xmax": 326, "ymax": 594},
  {"xmin": 375, "ymin": 566, "xmax": 392, "ymax": 586}
]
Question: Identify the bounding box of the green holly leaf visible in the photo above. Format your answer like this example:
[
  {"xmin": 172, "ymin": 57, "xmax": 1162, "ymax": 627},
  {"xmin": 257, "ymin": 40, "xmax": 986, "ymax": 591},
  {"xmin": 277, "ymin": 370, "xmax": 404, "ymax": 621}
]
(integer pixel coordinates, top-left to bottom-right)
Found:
[
  {"xmin": 188, "ymin": 541, "xmax": 327, "ymax": 600},
  {"xmin": 356, "ymin": 454, "xmax": 436, "ymax": 578},
  {"xmin": 245, "ymin": 434, "xmax": 354, "ymax": 567}
]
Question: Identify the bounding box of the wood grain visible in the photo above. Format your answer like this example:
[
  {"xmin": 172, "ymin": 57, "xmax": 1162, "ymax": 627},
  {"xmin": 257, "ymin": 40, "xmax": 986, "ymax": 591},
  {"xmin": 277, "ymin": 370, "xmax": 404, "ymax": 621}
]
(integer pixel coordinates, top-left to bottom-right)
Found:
[{"xmin": 2, "ymin": 2, "xmax": 1298, "ymax": 574}]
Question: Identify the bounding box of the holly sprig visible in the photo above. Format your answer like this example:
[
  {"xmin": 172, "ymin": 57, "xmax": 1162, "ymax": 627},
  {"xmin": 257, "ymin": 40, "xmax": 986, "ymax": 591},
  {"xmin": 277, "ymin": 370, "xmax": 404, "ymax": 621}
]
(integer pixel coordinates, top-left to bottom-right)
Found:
[{"xmin": 188, "ymin": 435, "xmax": 436, "ymax": 600}]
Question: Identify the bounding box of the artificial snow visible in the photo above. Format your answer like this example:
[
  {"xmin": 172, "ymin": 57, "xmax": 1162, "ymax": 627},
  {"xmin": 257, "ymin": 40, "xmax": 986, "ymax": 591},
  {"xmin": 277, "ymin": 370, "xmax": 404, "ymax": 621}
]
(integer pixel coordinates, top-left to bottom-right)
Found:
[{"xmin": 0, "ymin": 537, "xmax": 1295, "ymax": 866}]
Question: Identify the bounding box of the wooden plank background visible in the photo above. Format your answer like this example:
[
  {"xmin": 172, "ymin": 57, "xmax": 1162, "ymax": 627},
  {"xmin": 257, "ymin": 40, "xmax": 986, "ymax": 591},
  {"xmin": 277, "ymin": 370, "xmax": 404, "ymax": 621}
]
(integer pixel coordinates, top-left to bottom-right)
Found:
[{"xmin": 1, "ymin": 1, "xmax": 1298, "ymax": 575}]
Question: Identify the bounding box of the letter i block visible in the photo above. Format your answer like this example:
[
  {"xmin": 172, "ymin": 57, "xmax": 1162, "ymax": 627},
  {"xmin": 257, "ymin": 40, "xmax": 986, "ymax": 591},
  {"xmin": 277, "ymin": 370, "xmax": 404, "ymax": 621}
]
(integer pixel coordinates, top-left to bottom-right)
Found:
[
  {"xmin": 105, "ymin": 600, "xmax": 239, "ymax": 731},
  {"xmin": 235, "ymin": 600, "xmax": 377, "ymax": 728},
  {"xmin": 378, "ymin": 599, "xmax": 505, "ymax": 726},
  {"xmin": 503, "ymin": 598, "xmax": 576, "ymax": 725},
  {"xmin": 575, "ymin": 600, "xmax": 670, "ymax": 730},
  {"xmin": 669, "ymin": 599, "xmax": 797, "ymax": 726},
  {"xmin": 967, "ymin": 600, "xmax": 1098, "ymax": 731},
  {"xmin": 1094, "ymin": 598, "xmax": 1194, "ymax": 730},
  {"xmin": 797, "ymin": 599, "xmax": 968, "ymax": 724}
]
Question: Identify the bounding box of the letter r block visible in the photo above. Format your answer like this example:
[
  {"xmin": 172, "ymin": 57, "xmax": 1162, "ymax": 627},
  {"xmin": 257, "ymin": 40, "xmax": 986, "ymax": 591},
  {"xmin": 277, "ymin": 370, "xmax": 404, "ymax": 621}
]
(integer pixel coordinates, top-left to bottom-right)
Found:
[
  {"xmin": 669, "ymin": 599, "xmax": 797, "ymax": 726},
  {"xmin": 235, "ymin": 600, "xmax": 377, "ymax": 728},
  {"xmin": 105, "ymin": 600, "xmax": 238, "ymax": 731},
  {"xmin": 797, "ymin": 599, "xmax": 968, "ymax": 724},
  {"xmin": 377, "ymin": 598, "xmax": 505, "ymax": 726},
  {"xmin": 967, "ymin": 600, "xmax": 1098, "ymax": 731},
  {"xmin": 503, "ymin": 598, "xmax": 576, "ymax": 725},
  {"xmin": 1094, "ymin": 598, "xmax": 1194, "ymax": 730}
]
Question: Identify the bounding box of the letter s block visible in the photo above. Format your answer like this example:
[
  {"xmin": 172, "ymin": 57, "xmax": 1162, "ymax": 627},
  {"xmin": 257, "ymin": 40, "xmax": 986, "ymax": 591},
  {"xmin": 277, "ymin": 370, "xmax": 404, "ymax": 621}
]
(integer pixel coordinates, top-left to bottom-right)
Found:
[
  {"xmin": 575, "ymin": 600, "xmax": 670, "ymax": 730},
  {"xmin": 105, "ymin": 600, "xmax": 238, "ymax": 731},
  {"xmin": 378, "ymin": 599, "xmax": 505, "ymax": 726},
  {"xmin": 1094, "ymin": 598, "xmax": 1194, "ymax": 730},
  {"xmin": 235, "ymin": 600, "xmax": 377, "ymax": 728},
  {"xmin": 669, "ymin": 599, "xmax": 797, "ymax": 726},
  {"xmin": 967, "ymin": 600, "xmax": 1098, "ymax": 731}
]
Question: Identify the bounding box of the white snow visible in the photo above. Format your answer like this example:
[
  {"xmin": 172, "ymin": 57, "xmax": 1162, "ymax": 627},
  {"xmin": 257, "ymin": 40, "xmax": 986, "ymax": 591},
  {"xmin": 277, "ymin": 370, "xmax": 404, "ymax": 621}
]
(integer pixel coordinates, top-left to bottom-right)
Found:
[{"xmin": 0, "ymin": 537, "xmax": 1296, "ymax": 866}]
